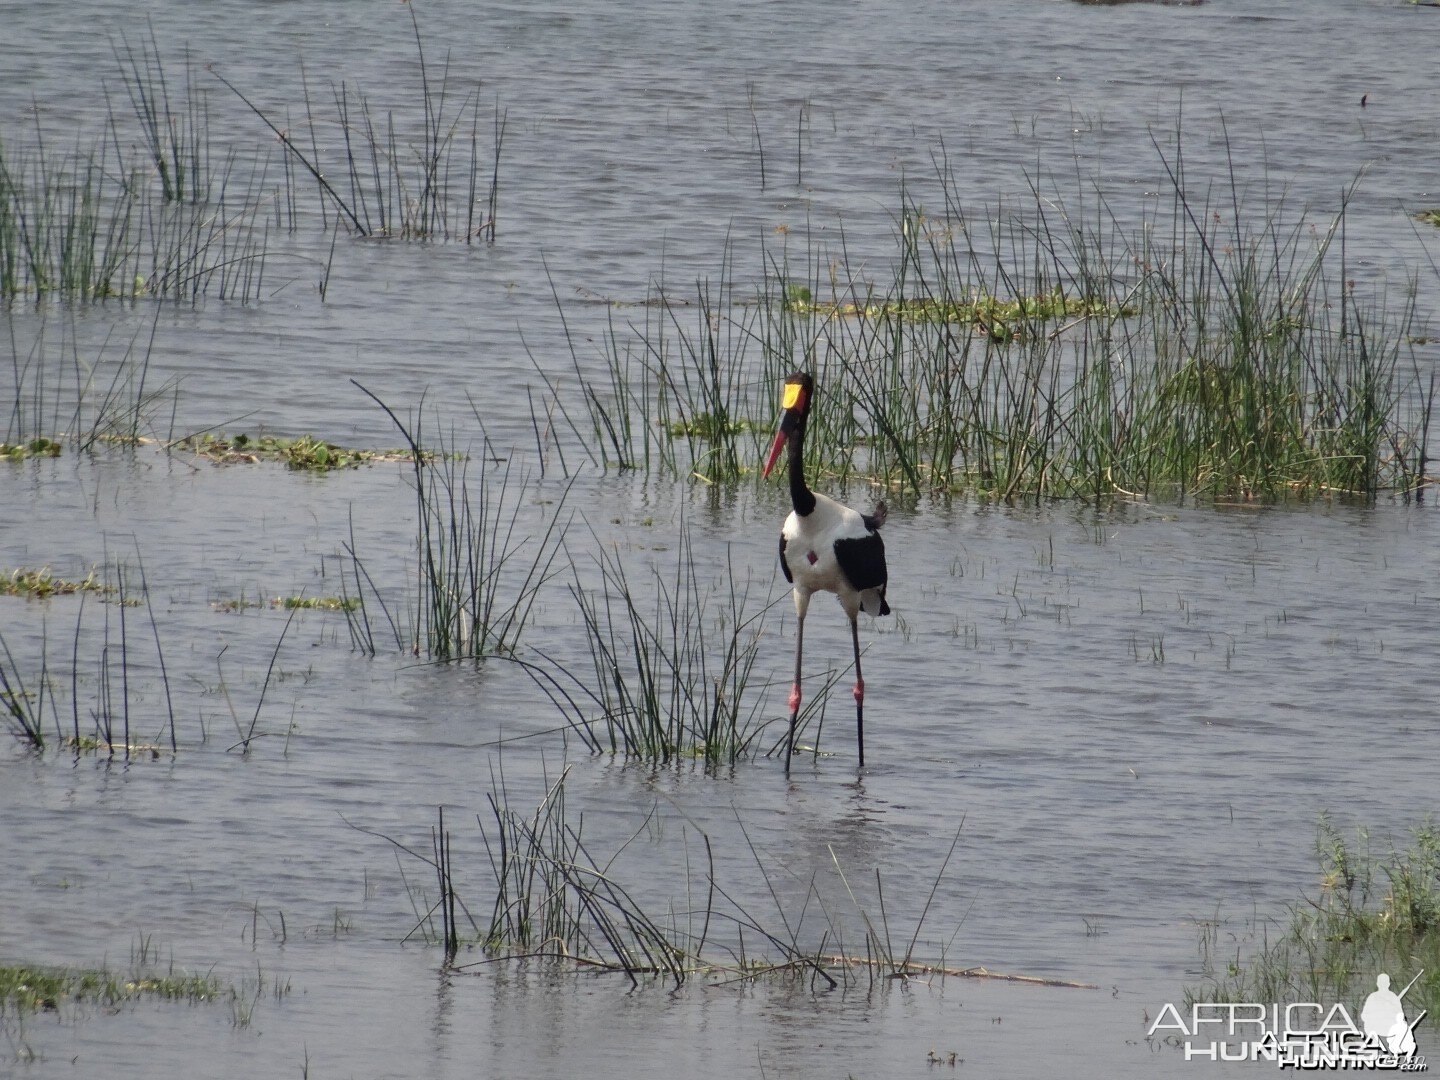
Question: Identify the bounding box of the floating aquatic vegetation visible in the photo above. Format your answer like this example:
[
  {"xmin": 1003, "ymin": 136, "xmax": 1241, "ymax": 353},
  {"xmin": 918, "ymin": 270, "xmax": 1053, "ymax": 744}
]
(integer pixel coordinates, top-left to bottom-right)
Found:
[
  {"xmin": 0, "ymin": 438, "xmax": 62, "ymax": 461},
  {"xmin": 211, "ymin": 594, "xmax": 360, "ymax": 613},
  {"xmin": 666, "ymin": 413, "xmax": 759, "ymax": 440},
  {"xmin": 174, "ymin": 432, "xmax": 412, "ymax": 471},
  {"xmin": 781, "ymin": 285, "xmax": 1135, "ymax": 342},
  {"xmin": 0, "ymin": 567, "xmax": 107, "ymax": 600}
]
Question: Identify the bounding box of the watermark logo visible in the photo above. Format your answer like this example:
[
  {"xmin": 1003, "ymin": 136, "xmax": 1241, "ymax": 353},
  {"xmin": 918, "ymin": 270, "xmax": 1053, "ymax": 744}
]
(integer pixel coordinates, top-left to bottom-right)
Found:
[
  {"xmin": 1365, "ymin": 974, "xmax": 1421, "ymax": 1059},
  {"xmin": 1150, "ymin": 970, "xmax": 1428, "ymax": 1070}
]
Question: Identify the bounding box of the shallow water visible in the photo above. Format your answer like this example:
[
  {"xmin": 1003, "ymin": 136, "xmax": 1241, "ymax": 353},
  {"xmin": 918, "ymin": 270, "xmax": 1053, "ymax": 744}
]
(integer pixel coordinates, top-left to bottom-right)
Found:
[{"xmin": 4, "ymin": 1, "xmax": 1440, "ymax": 1077}]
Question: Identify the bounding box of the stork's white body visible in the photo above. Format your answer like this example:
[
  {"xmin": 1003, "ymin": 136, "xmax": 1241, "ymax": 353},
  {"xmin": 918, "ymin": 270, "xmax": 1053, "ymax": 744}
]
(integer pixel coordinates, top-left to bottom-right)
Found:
[{"xmin": 780, "ymin": 493, "xmax": 886, "ymax": 620}]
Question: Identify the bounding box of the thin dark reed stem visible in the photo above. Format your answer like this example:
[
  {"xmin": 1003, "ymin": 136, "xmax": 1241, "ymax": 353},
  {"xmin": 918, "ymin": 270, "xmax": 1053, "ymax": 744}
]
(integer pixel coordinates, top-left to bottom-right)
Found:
[{"xmin": 131, "ymin": 545, "xmax": 176, "ymax": 752}]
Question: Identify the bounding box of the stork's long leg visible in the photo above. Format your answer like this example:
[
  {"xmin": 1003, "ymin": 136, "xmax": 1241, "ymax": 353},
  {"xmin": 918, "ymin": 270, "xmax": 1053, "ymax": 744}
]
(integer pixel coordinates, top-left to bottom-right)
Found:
[
  {"xmin": 786, "ymin": 611, "xmax": 805, "ymax": 775},
  {"xmin": 850, "ymin": 614, "xmax": 865, "ymax": 768}
]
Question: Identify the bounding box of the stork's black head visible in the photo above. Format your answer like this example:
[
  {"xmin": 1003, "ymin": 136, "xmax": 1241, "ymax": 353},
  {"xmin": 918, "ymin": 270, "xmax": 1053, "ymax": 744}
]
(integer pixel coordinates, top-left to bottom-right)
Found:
[
  {"xmin": 779, "ymin": 371, "xmax": 814, "ymax": 416},
  {"xmin": 762, "ymin": 372, "xmax": 814, "ymax": 478}
]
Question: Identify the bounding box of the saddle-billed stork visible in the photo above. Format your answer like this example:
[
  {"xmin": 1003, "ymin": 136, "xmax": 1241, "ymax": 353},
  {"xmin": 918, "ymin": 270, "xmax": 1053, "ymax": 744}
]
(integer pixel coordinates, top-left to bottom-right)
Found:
[{"xmin": 762, "ymin": 371, "xmax": 890, "ymax": 772}]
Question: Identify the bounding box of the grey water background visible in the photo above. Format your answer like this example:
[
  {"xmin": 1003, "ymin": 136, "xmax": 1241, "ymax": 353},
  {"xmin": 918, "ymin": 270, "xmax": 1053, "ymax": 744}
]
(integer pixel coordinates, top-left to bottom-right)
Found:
[{"xmin": 3, "ymin": 1, "xmax": 1440, "ymax": 1076}]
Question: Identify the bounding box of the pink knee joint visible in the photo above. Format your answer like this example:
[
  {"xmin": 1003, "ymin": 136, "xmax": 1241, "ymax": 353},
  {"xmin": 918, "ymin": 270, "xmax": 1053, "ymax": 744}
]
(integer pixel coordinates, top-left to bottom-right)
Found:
[
  {"xmin": 788, "ymin": 683, "xmax": 803, "ymax": 713},
  {"xmin": 852, "ymin": 678, "xmax": 865, "ymax": 704}
]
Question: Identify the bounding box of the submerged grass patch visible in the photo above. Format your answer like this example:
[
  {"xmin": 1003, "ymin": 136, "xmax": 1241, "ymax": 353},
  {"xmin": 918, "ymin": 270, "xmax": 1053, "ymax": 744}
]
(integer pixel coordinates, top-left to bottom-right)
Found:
[
  {"xmin": 0, "ymin": 567, "xmax": 107, "ymax": 600},
  {"xmin": 0, "ymin": 438, "xmax": 63, "ymax": 461},
  {"xmin": 175, "ymin": 432, "xmax": 414, "ymax": 471},
  {"xmin": 0, "ymin": 961, "xmax": 220, "ymax": 1012},
  {"xmin": 343, "ymin": 384, "xmax": 569, "ymax": 661},
  {"xmin": 1190, "ymin": 817, "xmax": 1440, "ymax": 1020}
]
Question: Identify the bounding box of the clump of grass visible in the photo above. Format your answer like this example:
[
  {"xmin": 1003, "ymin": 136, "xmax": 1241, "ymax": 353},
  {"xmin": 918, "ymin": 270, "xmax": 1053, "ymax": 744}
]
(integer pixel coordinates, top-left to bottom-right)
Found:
[
  {"xmin": 473, "ymin": 769, "xmax": 686, "ymax": 986},
  {"xmin": 344, "ymin": 383, "xmax": 569, "ymax": 661},
  {"xmin": 369, "ymin": 774, "xmax": 1082, "ymax": 994},
  {"xmin": 0, "ymin": 553, "xmax": 176, "ymax": 755},
  {"xmin": 0, "ymin": 32, "xmax": 331, "ymax": 304},
  {"xmin": 1415, "ymin": 210, "xmax": 1440, "ymax": 228},
  {"xmin": 212, "ymin": 4, "xmax": 504, "ymax": 242},
  {"xmin": 524, "ymin": 527, "xmax": 834, "ymax": 766},
  {"xmin": 0, "ymin": 567, "xmax": 107, "ymax": 600},
  {"xmin": 544, "ymin": 125, "xmax": 1432, "ymax": 502},
  {"xmin": 5, "ymin": 310, "xmax": 177, "ymax": 452},
  {"xmin": 1190, "ymin": 816, "xmax": 1440, "ymax": 1020},
  {"xmin": 0, "ymin": 109, "xmax": 272, "ymax": 304}
]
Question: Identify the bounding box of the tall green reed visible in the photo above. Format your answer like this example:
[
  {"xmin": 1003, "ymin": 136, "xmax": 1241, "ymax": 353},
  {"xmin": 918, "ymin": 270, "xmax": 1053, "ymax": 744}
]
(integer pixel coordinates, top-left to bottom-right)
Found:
[
  {"xmin": 0, "ymin": 110, "xmax": 271, "ymax": 303},
  {"xmin": 0, "ymin": 626, "xmax": 47, "ymax": 748},
  {"xmin": 111, "ymin": 27, "xmax": 212, "ymax": 204}
]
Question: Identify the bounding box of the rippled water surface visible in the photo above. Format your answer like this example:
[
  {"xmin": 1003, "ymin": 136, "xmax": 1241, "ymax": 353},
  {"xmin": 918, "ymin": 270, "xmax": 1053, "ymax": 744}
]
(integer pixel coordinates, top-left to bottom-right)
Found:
[{"xmin": 3, "ymin": 1, "xmax": 1440, "ymax": 1077}]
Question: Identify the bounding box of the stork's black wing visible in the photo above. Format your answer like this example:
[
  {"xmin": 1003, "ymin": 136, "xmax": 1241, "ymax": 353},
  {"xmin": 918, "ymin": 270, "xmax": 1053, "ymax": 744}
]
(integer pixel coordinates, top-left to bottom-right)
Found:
[
  {"xmin": 833, "ymin": 531, "xmax": 887, "ymax": 593},
  {"xmin": 778, "ymin": 533, "xmax": 793, "ymax": 583}
]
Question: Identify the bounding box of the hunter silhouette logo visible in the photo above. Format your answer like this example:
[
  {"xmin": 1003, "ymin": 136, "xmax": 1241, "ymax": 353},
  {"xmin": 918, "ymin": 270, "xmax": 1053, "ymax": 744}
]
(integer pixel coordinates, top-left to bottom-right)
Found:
[
  {"xmin": 1149, "ymin": 969, "xmax": 1429, "ymax": 1069},
  {"xmin": 1362, "ymin": 973, "xmax": 1424, "ymax": 1060}
]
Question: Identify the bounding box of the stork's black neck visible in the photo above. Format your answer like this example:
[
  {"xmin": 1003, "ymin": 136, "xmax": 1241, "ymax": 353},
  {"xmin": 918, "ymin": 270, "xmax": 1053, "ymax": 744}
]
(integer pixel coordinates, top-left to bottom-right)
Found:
[{"xmin": 787, "ymin": 415, "xmax": 817, "ymax": 517}]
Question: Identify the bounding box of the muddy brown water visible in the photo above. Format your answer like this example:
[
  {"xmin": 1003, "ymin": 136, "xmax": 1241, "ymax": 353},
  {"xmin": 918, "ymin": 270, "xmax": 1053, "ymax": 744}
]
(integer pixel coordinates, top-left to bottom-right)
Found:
[{"xmin": 3, "ymin": 1, "xmax": 1440, "ymax": 1077}]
